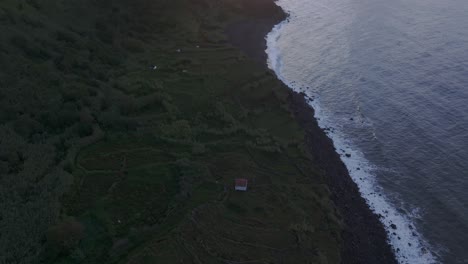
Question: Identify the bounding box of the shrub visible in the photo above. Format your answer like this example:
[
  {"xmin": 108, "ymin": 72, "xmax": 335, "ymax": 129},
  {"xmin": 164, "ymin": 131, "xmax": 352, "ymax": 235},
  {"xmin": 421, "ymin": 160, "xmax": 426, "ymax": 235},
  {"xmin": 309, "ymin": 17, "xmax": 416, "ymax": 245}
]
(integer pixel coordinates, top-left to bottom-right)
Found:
[
  {"xmin": 45, "ymin": 217, "xmax": 85, "ymax": 259},
  {"xmin": 11, "ymin": 35, "xmax": 52, "ymax": 60},
  {"xmin": 122, "ymin": 38, "xmax": 145, "ymax": 53},
  {"xmin": 20, "ymin": 14, "xmax": 44, "ymax": 28},
  {"xmin": 56, "ymin": 30, "xmax": 76, "ymax": 44},
  {"xmin": 162, "ymin": 120, "xmax": 192, "ymax": 140},
  {"xmin": 226, "ymin": 202, "xmax": 246, "ymax": 214},
  {"xmin": 77, "ymin": 122, "xmax": 93, "ymax": 137},
  {"xmin": 25, "ymin": 0, "xmax": 42, "ymax": 10}
]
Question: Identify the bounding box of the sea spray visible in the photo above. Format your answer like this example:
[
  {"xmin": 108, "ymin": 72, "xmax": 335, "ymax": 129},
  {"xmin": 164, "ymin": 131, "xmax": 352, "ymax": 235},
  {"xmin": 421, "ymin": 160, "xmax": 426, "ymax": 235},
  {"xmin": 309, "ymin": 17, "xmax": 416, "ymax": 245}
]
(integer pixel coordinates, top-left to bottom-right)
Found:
[{"xmin": 265, "ymin": 1, "xmax": 438, "ymax": 263}]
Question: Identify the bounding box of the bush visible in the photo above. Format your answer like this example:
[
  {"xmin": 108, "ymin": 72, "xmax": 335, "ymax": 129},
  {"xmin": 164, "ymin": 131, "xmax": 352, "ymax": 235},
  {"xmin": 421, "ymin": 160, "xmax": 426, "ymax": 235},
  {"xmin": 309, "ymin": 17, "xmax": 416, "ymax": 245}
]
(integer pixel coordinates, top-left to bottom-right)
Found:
[
  {"xmin": 12, "ymin": 115, "xmax": 44, "ymax": 139},
  {"xmin": 26, "ymin": 0, "xmax": 42, "ymax": 10},
  {"xmin": 11, "ymin": 34, "xmax": 52, "ymax": 60},
  {"xmin": 122, "ymin": 38, "xmax": 145, "ymax": 53},
  {"xmin": 56, "ymin": 30, "xmax": 77, "ymax": 44},
  {"xmin": 162, "ymin": 120, "xmax": 192, "ymax": 140},
  {"xmin": 77, "ymin": 122, "xmax": 93, "ymax": 137},
  {"xmin": 20, "ymin": 14, "xmax": 44, "ymax": 28},
  {"xmin": 226, "ymin": 202, "xmax": 246, "ymax": 214},
  {"xmin": 45, "ymin": 217, "xmax": 85, "ymax": 259}
]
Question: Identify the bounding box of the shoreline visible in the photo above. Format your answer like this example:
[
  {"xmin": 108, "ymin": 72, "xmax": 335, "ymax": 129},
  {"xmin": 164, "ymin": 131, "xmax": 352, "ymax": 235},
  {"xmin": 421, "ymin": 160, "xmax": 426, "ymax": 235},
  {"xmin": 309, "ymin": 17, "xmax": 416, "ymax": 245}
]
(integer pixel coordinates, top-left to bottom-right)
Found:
[{"xmin": 226, "ymin": 1, "xmax": 397, "ymax": 263}]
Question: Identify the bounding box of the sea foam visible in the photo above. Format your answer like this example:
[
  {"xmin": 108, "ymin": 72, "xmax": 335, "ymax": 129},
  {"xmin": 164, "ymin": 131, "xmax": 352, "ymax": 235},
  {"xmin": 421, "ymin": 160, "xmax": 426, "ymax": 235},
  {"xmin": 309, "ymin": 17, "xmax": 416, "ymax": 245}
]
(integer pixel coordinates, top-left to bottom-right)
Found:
[{"xmin": 265, "ymin": 3, "xmax": 439, "ymax": 263}]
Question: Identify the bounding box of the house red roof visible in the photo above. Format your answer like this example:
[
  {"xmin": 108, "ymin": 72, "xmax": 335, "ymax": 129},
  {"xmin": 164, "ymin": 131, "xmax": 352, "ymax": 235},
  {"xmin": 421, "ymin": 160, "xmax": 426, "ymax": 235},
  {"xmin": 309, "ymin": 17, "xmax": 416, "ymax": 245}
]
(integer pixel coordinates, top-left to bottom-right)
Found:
[{"xmin": 235, "ymin": 178, "xmax": 248, "ymax": 187}]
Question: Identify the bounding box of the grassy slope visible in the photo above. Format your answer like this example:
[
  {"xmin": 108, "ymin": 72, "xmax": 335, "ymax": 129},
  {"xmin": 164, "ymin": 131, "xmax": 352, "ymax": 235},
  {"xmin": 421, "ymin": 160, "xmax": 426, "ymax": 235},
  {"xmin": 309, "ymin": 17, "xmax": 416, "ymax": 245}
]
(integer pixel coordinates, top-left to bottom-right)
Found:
[{"xmin": 0, "ymin": 0, "xmax": 342, "ymax": 263}]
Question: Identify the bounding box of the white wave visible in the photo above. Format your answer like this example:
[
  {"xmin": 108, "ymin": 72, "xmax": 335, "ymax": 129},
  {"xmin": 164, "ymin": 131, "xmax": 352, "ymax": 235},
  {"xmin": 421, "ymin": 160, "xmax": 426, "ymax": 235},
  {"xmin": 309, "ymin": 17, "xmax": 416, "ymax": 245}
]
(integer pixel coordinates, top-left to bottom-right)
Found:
[{"xmin": 265, "ymin": 3, "xmax": 439, "ymax": 263}]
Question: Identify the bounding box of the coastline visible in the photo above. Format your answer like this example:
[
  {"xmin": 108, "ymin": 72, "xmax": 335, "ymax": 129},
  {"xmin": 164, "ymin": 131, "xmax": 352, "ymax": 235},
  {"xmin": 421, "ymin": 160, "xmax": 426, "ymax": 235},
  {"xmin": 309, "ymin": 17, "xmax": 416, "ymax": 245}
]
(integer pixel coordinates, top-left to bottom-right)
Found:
[
  {"xmin": 0, "ymin": 0, "xmax": 401, "ymax": 262},
  {"xmin": 226, "ymin": 1, "xmax": 397, "ymax": 263}
]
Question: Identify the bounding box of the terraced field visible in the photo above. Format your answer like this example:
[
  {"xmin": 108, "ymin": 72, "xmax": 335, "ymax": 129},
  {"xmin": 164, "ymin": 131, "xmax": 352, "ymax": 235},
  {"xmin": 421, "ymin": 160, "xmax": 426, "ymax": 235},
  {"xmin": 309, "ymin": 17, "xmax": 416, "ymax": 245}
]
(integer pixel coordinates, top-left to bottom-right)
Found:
[{"xmin": 0, "ymin": 0, "xmax": 343, "ymax": 263}]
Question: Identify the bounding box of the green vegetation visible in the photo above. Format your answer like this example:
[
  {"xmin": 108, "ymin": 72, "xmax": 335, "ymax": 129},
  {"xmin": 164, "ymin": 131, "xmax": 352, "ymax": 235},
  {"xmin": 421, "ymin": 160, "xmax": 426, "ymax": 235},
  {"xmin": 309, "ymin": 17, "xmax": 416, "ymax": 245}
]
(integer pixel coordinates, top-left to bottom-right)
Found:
[{"xmin": 0, "ymin": 0, "xmax": 343, "ymax": 263}]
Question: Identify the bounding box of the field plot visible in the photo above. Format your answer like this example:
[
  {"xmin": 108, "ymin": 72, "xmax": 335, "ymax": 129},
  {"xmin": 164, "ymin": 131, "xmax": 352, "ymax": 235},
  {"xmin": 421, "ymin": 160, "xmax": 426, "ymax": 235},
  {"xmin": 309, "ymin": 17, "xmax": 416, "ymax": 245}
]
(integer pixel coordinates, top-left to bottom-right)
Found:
[{"xmin": 0, "ymin": 0, "xmax": 343, "ymax": 263}]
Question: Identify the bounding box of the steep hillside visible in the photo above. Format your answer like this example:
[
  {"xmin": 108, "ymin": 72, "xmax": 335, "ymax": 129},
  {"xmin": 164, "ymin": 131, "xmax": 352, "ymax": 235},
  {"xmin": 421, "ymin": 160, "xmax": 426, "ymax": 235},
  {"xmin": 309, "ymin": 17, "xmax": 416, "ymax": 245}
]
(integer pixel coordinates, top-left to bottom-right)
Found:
[{"xmin": 0, "ymin": 1, "xmax": 343, "ymax": 263}]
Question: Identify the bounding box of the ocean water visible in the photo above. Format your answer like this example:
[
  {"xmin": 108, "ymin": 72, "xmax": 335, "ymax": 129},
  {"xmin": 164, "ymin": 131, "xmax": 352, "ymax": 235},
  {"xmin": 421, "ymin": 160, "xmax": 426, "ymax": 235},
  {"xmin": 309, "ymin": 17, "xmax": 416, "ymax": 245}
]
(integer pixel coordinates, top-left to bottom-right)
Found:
[{"xmin": 265, "ymin": 0, "xmax": 468, "ymax": 263}]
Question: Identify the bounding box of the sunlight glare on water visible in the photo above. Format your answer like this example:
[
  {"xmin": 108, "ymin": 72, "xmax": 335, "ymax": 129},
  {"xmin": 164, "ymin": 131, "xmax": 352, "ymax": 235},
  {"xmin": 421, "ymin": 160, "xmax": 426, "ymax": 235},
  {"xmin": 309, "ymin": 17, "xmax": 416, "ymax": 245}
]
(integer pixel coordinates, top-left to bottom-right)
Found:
[{"xmin": 266, "ymin": 0, "xmax": 468, "ymax": 262}]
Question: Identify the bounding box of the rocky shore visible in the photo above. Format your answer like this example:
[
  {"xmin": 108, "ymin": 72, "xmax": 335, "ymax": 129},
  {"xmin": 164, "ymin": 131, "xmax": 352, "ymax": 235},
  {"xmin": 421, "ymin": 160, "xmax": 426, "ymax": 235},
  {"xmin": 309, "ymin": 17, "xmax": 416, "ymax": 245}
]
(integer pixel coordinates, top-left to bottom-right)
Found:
[
  {"xmin": 0, "ymin": 0, "xmax": 399, "ymax": 262},
  {"xmin": 226, "ymin": 1, "xmax": 398, "ymax": 263}
]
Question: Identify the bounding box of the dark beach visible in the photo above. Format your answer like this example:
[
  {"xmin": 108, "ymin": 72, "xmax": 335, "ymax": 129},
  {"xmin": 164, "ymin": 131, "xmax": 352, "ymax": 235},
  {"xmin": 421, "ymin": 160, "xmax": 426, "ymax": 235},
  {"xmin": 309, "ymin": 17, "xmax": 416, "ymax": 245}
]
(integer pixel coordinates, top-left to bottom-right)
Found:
[
  {"xmin": 1, "ymin": 0, "xmax": 399, "ymax": 262},
  {"xmin": 226, "ymin": 0, "xmax": 397, "ymax": 263}
]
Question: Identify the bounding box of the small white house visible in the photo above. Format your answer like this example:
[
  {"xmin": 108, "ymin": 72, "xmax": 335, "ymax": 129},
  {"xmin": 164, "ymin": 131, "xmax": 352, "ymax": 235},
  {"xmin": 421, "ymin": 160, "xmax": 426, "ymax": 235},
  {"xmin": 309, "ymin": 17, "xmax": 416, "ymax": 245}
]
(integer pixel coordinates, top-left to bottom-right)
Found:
[{"xmin": 235, "ymin": 179, "xmax": 248, "ymax": 191}]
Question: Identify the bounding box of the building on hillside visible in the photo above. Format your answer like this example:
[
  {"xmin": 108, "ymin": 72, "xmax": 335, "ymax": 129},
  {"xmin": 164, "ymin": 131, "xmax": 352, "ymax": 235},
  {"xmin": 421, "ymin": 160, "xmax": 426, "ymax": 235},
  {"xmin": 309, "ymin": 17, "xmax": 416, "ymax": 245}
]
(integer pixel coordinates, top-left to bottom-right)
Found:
[{"xmin": 235, "ymin": 178, "xmax": 248, "ymax": 191}]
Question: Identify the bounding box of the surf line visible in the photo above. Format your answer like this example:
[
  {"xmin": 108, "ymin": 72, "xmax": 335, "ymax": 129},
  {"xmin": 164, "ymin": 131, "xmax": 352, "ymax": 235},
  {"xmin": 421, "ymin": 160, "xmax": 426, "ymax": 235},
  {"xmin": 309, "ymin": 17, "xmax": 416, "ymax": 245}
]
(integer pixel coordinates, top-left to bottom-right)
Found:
[{"xmin": 264, "ymin": 2, "xmax": 438, "ymax": 263}]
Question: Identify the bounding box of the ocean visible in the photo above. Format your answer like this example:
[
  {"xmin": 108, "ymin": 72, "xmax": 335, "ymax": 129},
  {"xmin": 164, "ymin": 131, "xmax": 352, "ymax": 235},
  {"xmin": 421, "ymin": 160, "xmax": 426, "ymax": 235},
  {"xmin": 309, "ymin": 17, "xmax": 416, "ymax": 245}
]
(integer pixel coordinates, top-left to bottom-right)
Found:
[{"xmin": 265, "ymin": 0, "xmax": 468, "ymax": 263}]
